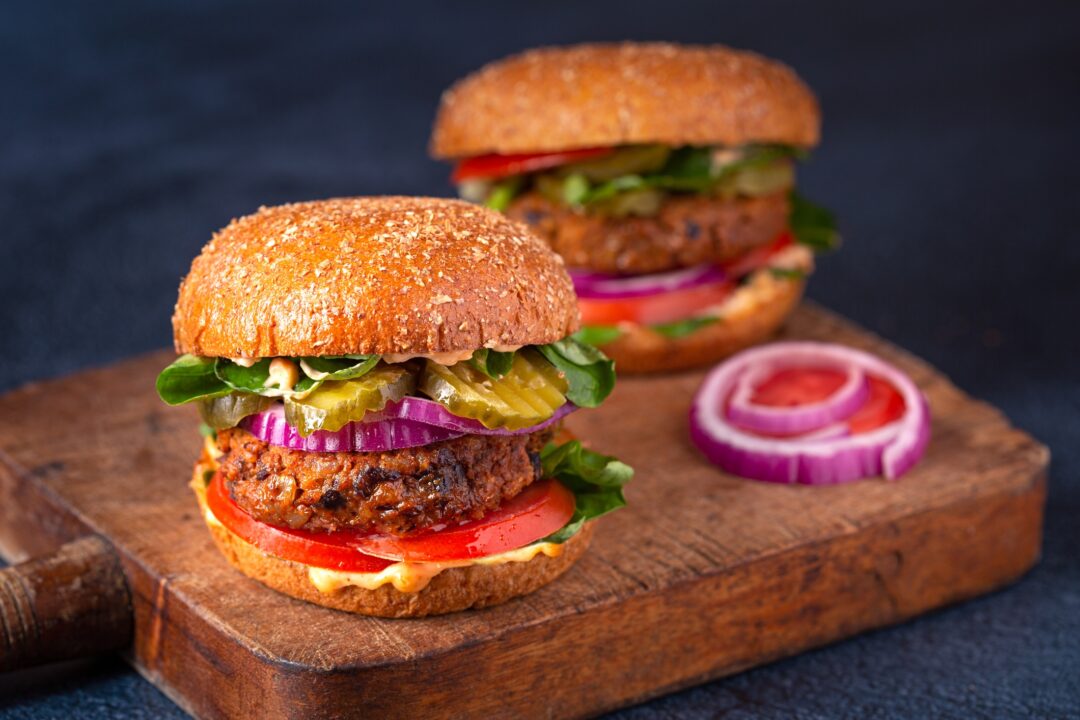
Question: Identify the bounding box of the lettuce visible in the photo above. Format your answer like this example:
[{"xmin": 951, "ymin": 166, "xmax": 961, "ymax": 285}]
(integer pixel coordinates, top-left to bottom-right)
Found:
[
  {"xmin": 540, "ymin": 440, "xmax": 633, "ymax": 543},
  {"xmin": 536, "ymin": 337, "xmax": 616, "ymax": 408},
  {"xmin": 156, "ymin": 354, "xmax": 380, "ymax": 406}
]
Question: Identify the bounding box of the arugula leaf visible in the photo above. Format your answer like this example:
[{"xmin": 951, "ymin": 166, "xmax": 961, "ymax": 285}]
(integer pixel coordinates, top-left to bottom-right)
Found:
[
  {"xmin": 769, "ymin": 267, "xmax": 807, "ymax": 280},
  {"xmin": 470, "ymin": 348, "xmax": 516, "ymax": 379},
  {"xmin": 541, "ymin": 440, "xmax": 633, "ymax": 544},
  {"xmin": 214, "ymin": 358, "xmax": 272, "ymax": 393},
  {"xmin": 484, "ymin": 177, "xmax": 523, "ymax": 211},
  {"xmin": 574, "ymin": 144, "xmax": 802, "ymax": 206},
  {"xmin": 562, "ymin": 173, "xmax": 591, "ymax": 205},
  {"xmin": 579, "ymin": 174, "xmax": 649, "ymax": 204},
  {"xmin": 789, "ymin": 191, "xmax": 840, "ymax": 252},
  {"xmin": 536, "ymin": 337, "xmax": 615, "ymax": 408},
  {"xmin": 155, "ymin": 354, "xmax": 231, "ymax": 405},
  {"xmin": 651, "ymin": 316, "xmax": 718, "ymax": 339},
  {"xmin": 572, "ymin": 325, "xmax": 623, "ymax": 347},
  {"xmin": 300, "ymin": 355, "xmax": 379, "ymax": 381}
]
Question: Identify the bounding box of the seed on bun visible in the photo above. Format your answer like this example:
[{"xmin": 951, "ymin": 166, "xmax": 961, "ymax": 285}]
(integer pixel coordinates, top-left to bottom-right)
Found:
[
  {"xmin": 431, "ymin": 42, "xmax": 820, "ymax": 158},
  {"xmin": 173, "ymin": 196, "xmax": 579, "ymax": 359}
]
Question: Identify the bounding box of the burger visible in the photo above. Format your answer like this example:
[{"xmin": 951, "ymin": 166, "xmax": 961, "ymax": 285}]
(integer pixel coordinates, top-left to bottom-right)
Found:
[
  {"xmin": 155, "ymin": 197, "xmax": 632, "ymax": 617},
  {"xmin": 430, "ymin": 43, "xmax": 839, "ymax": 373}
]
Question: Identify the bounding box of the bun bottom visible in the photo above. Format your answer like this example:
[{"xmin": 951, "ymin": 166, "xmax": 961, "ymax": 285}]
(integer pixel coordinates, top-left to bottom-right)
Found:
[
  {"xmin": 192, "ymin": 464, "xmax": 593, "ymax": 617},
  {"xmin": 600, "ymin": 277, "xmax": 805, "ymax": 374}
]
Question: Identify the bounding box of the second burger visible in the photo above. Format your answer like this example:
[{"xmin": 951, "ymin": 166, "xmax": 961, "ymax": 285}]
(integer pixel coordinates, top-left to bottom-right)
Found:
[{"xmin": 431, "ymin": 42, "xmax": 839, "ymax": 373}]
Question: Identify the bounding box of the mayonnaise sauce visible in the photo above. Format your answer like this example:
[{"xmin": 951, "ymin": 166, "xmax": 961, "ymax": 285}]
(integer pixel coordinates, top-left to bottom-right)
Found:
[{"xmin": 306, "ymin": 542, "xmax": 564, "ymax": 594}]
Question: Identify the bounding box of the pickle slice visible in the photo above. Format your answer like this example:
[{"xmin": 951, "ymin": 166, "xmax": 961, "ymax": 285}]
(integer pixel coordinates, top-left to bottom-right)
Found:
[
  {"xmin": 592, "ymin": 188, "xmax": 665, "ymax": 218},
  {"xmin": 198, "ymin": 393, "xmax": 273, "ymax": 430},
  {"xmin": 284, "ymin": 365, "xmax": 416, "ymax": 436},
  {"xmin": 560, "ymin": 145, "xmax": 671, "ymax": 181},
  {"xmin": 716, "ymin": 162, "xmax": 796, "ymax": 198},
  {"xmin": 420, "ymin": 350, "xmax": 569, "ymax": 430}
]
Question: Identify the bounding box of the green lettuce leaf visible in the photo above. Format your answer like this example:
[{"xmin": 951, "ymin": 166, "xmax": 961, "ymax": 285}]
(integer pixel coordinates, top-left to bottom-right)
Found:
[
  {"xmin": 769, "ymin": 267, "xmax": 807, "ymax": 280},
  {"xmin": 484, "ymin": 177, "xmax": 523, "ymax": 211},
  {"xmin": 155, "ymin": 354, "xmax": 230, "ymax": 405},
  {"xmin": 300, "ymin": 355, "xmax": 380, "ymax": 381},
  {"xmin": 572, "ymin": 325, "xmax": 623, "ymax": 347},
  {"xmin": 470, "ymin": 348, "xmax": 516, "ymax": 379},
  {"xmin": 576, "ymin": 144, "xmax": 802, "ymax": 205},
  {"xmin": 651, "ymin": 315, "xmax": 718, "ymax": 339},
  {"xmin": 537, "ymin": 337, "xmax": 616, "ymax": 408},
  {"xmin": 789, "ymin": 191, "xmax": 840, "ymax": 252},
  {"xmin": 214, "ymin": 358, "xmax": 273, "ymax": 393},
  {"xmin": 541, "ymin": 440, "xmax": 633, "ymax": 544}
]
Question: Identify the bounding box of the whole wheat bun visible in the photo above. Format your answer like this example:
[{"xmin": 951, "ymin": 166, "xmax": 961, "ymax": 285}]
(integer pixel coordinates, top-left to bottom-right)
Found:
[
  {"xmin": 192, "ymin": 461, "xmax": 593, "ymax": 617},
  {"xmin": 603, "ymin": 274, "xmax": 805, "ymax": 374},
  {"xmin": 431, "ymin": 43, "xmax": 820, "ymax": 158},
  {"xmin": 173, "ymin": 197, "xmax": 579, "ymax": 358}
]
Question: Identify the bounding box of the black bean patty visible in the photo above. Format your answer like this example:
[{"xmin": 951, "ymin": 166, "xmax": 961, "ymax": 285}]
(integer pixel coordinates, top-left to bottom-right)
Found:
[
  {"xmin": 215, "ymin": 427, "xmax": 551, "ymax": 537},
  {"xmin": 506, "ymin": 190, "xmax": 789, "ymax": 274}
]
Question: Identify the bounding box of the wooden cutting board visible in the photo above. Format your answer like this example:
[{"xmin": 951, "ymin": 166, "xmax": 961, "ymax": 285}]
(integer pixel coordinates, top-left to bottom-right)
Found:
[{"xmin": 0, "ymin": 304, "xmax": 1047, "ymax": 719}]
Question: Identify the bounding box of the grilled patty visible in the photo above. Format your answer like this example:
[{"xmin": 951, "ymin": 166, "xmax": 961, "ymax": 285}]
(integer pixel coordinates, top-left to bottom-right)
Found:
[
  {"xmin": 216, "ymin": 427, "xmax": 551, "ymax": 536},
  {"xmin": 506, "ymin": 190, "xmax": 789, "ymax": 274}
]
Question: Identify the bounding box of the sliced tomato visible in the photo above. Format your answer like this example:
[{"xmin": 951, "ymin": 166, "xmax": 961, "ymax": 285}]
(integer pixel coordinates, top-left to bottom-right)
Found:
[
  {"xmin": 206, "ymin": 471, "xmax": 393, "ymax": 573},
  {"xmin": 720, "ymin": 231, "xmax": 795, "ymax": 278},
  {"xmin": 751, "ymin": 368, "xmax": 847, "ymax": 407},
  {"xmin": 577, "ymin": 232, "xmax": 797, "ymax": 328},
  {"xmin": 846, "ymin": 376, "xmax": 906, "ymax": 434},
  {"xmin": 579, "ymin": 278, "xmax": 734, "ymax": 326},
  {"xmin": 355, "ymin": 479, "xmax": 575, "ymax": 562},
  {"xmin": 452, "ymin": 147, "xmax": 612, "ymax": 183},
  {"xmin": 206, "ymin": 472, "xmax": 575, "ymax": 570},
  {"xmin": 749, "ymin": 370, "xmax": 906, "ymax": 436}
]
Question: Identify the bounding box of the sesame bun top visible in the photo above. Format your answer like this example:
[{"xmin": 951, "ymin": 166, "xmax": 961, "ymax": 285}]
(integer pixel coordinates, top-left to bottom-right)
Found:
[
  {"xmin": 430, "ymin": 42, "xmax": 820, "ymax": 158},
  {"xmin": 172, "ymin": 197, "xmax": 579, "ymax": 358}
]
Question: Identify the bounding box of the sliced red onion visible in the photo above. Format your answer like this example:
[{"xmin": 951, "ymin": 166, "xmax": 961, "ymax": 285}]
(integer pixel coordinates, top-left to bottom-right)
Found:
[
  {"xmin": 689, "ymin": 342, "xmax": 930, "ymax": 485},
  {"xmin": 569, "ymin": 264, "xmax": 726, "ymax": 299},
  {"xmin": 725, "ymin": 355, "xmax": 870, "ymax": 435},
  {"xmin": 242, "ymin": 399, "xmax": 577, "ymax": 453}
]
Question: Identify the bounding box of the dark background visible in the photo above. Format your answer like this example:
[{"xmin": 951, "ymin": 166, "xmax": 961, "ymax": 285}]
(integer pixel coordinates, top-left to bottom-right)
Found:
[{"xmin": 1, "ymin": 1, "xmax": 1077, "ymax": 717}]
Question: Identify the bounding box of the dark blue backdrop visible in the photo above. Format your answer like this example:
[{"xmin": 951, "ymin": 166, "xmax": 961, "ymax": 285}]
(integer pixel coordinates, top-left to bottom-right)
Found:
[{"xmin": 1, "ymin": 1, "xmax": 1077, "ymax": 717}]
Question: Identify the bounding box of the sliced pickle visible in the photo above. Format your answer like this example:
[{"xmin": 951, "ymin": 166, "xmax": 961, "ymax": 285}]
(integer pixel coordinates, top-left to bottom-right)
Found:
[
  {"xmin": 535, "ymin": 173, "xmax": 568, "ymax": 205},
  {"xmin": 198, "ymin": 393, "xmax": 273, "ymax": 430},
  {"xmin": 716, "ymin": 162, "xmax": 796, "ymax": 198},
  {"xmin": 560, "ymin": 145, "xmax": 671, "ymax": 181},
  {"xmin": 284, "ymin": 365, "xmax": 416, "ymax": 436},
  {"xmin": 592, "ymin": 188, "xmax": 665, "ymax": 218},
  {"xmin": 420, "ymin": 349, "xmax": 569, "ymax": 430}
]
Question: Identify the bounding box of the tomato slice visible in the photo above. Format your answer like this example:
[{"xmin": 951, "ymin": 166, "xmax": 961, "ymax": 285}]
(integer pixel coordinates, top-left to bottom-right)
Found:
[
  {"xmin": 748, "ymin": 370, "xmax": 906, "ymax": 436},
  {"xmin": 751, "ymin": 368, "xmax": 847, "ymax": 407},
  {"xmin": 577, "ymin": 232, "xmax": 797, "ymax": 328},
  {"xmin": 846, "ymin": 376, "xmax": 906, "ymax": 434},
  {"xmin": 354, "ymin": 479, "xmax": 575, "ymax": 562},
  {"xmin": 578, "ymin": 278, "xmax": 734, "ymax": 326},
  {"xmin": 206, "ymin": 472, "xmax": 575, "ymax": 570},
  {"xmin": 720, "ymin": 231, "xmax": 794, "ymax": 278},
  {"xmin": 452, "ymin": 147, "xmax": 612, "ymax": 183}
]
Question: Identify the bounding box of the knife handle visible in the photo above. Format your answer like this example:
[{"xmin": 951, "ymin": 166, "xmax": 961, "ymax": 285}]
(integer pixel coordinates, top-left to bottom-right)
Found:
[{"xmin": 0, "ymin": 535, "xmax": 132, "ymax": 671}]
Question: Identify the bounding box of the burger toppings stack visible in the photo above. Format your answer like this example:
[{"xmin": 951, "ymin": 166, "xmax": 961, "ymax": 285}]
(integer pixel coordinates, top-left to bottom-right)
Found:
[
  {"xmin": 157, "ymin": 197, "xmax": 632, "ymax": 617},
  {"xmin": 431, "ymin": 43, "xmax": 839, "ymax": 372}
]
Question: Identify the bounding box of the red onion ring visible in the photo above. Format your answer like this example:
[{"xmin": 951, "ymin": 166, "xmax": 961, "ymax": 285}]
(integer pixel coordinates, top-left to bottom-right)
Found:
[
  {"xmin": 242, "ymin": 399, "xmax": 578, "ymax": 453},
  {"xmin": 569, "ymin": 264, "xmax": 727, "ymax": 299},
  {"xmin": 725, "ymin": 353, "xmax": 870, "ymax": 435},
  {"xmin": 689, "ymin": 342, "xmax": 931, "ymax": 485}
]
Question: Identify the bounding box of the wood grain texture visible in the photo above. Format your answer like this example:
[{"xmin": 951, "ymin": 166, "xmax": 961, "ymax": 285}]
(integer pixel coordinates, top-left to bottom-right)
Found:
[{"xmin": 0, "ymin": 304, "xmax": 1047, "ymax": 719}]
